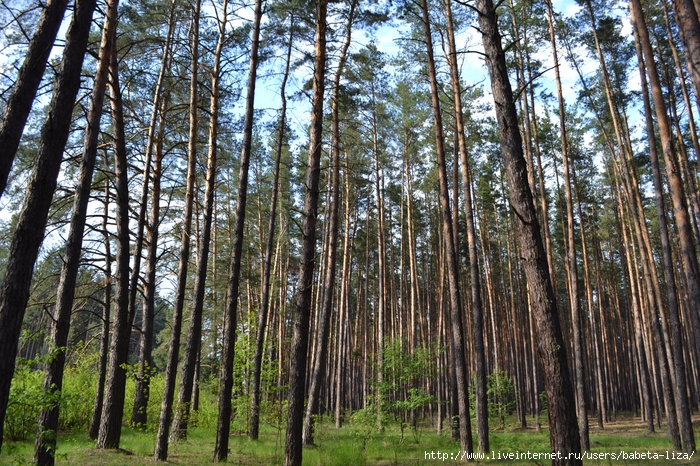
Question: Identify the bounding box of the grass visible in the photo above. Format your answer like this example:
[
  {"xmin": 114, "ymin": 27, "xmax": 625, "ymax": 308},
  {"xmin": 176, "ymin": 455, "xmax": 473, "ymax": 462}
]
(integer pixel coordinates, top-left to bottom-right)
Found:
[{"xmin": 1, "ymin": 414, "xmax": 696, "ymax": 465}]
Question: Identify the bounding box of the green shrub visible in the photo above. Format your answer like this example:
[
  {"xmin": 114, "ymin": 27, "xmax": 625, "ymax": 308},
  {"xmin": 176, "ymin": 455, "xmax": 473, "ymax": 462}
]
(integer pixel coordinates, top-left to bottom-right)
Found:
[{"xmin": 5, "ymin": 360, "xmax": 47, "ymax": 442}]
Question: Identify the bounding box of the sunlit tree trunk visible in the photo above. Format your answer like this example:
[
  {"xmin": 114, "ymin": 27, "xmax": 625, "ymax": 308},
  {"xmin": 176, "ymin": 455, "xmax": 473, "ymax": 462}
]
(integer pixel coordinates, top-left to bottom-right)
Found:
[
  {"xmin": 443, "ymin": 0, "xmax": 487, "ymax": 451},
  {"xmin": 249, "ymin": 11, "xmax": 294, "ymax": 441},
  {"xmin": 544, "ymin": 0, "xmax": 589, "ymax": 449},
  {"xmin": 96, "ymin": 44, "xmax": 132, "ymax": 450},
  {"xmin": 0, "ymin": 0, "xmax": 70, "ymax": 197},
  {"xmin": 89, "ymin": 171, "xmax": 113, "ymax": 440},
  {"xmin": 283, "ymin": 2, "xmax": 328, "ymax": 464},
  {"xmin": 303, "ymin": 0, "xmax": 357, "ymax": 445},
  {"xmin": 0, "ymin": 0, "xmax": 96, "ymax": 449},
  {"xmin": 34, "ymin": 0, "xmax": 118, "ymax": 461},
  {"xmin": 474, "ymin": 0, "xmax": 582, "ymax": 460},
  {"xmin": 215, "ymin": 0, "xmax": 263, "ymax": 458},
  {"xmin": 154, "ymin": 0, "xmax": 200, "ymax": 457},
  {"xmin": 131, "ymin": 1, "xmax": 177, "ymax": 427},
  {"xmin": 175, "ymin": 0, "xmax": 227, "ymax": 442},
  {"xmin": 420, "ymin": 0, "xmax": 472, "ymax": 453},
  {"xmin": 629, "ymin": 0, "xmax": 696, "ymax": 451}
]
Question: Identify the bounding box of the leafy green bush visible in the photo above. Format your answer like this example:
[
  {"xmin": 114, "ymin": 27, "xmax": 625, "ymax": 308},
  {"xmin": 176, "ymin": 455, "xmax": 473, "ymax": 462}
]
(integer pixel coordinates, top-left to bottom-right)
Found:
[
  {"xmin": 469, "ymin": 369, "xmax": 517, "ymax": 430},
  {"xmin": 58, "ymin": 352, "xmax": 97, "ymax": 431},
  {"xmin": 5, "ymin": 359, "xmax": 48, "ymax": 442},
  {"xmin": 487, "ymin": 370, "xmax": 516, "ymax": 429}
]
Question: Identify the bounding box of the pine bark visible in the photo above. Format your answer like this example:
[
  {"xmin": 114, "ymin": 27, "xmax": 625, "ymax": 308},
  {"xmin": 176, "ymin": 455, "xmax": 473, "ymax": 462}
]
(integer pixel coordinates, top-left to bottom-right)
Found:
[
  {"xmin": 131, "ymin": 1, "xmax": 177, "ymax": 427},
  {"xmin": 443, "ymin": 0, "xmax": 488, "ymax": 451},
  {"xmin": 283, "ymin": 1, "xmax": 327, "ymax": 464},
  {"xmin": 474, "ymin": 0, "xmax": 582, "ymax": 460},
  {"xmin": 0, "ymin": 0, "xmax": 96, "ymax": 449},
  {"xmin": 174, "ymin": 0, "xmax": 227, "ymax": 442},
  {"xmin": 302, "ymin": 0, "xmax": 357, "ymax": 446},
  {"xmin": 629, "ymin": 0, "xmax": 696, "ymax": 451},
  {"xmin": 214, "ymin": 0, "xmax": 263, "ymax": 458},
  {"xmin": 89, "ymin": 173, "xmax": 113, "ymax": 440},
  {"xmin": 544, "ymin": 0, "xmax": 589, "ymax": 450},
  {"xmin": 131, "ymin": 118, "xmax": 165, "ymax": 428},
  {"xmin": 154, "ymin": 0, "xmax": 200, "ymax": 458},
  {"xmin": 95, "ymin": 45, "xmax": 131, "ymax": 450},
  {"xmin": 672, "ymin": 0, "xmax": 700, "ymax": 110},
  {"xmin": 0, "ymin": 0, "xmax": 70, "ymax": 197},
  {"xmin": 249, "ymin": 12, "xmax": 294, "ymax": 440},
  {"xmin": 420, "ymin": 0, "xmax": 473, "ymax": 453},
  {"xmin": 33, "ymin": 0, "xmax": 118, "ymax": 461}
]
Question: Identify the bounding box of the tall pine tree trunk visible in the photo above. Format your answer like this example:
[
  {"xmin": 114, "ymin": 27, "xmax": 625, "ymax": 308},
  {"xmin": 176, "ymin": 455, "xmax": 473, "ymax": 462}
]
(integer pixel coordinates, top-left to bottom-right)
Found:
[
  {"xmin": 34, "ymin": 0, "xmax": 118, "ymax": 461},
  {"xmin": 0, "ymin": 0, "xmax": 96, "ymax": 449},
  {"xmin": 0, "ymin": 0, "xmax": 70, "ymax": 197},
  {"xmin": 629, "ymin": 0, "xmax": 696, "ymax": 451},
  {"xmin": 283, "ymin": 2, "xmax": 328, "ymax": 464},
  {"xmin": 89, "ymin": 171, "xmax": 113, "ymax": 440},
  {"xmin": 131, "ymin": 1, "xmax": 177, "ymax": 427},
  {"xmin": 95, "ymin": 44, "xmax": 132, "ymax": 450},
  {"xmin": 214, "ymin": 0, "xmax": 263, "ymax": 458},
  {"xmin": 154, "ymin": 0, "xmax": 200, "ymax": 458},
  {"xmin": 302, "ymin": 0, "xmax": 357, "ymax": 446},
  {"xmin": 174, "ymin": 0, "xmax": 227, "ymax": 442},
  {"xmin": 420, "ymin": 0, "xmax": 473, "ymax": 453},
  {"xmin": 474, "ymin": 0, "xmax": 582, "ymax": 460},
  {"xmin": 544, "ymin": 0, "xmax": 589, "ymax": 450},
  {"xmin": 443, "ymin": 0, "xmax": 488, "ymax": 451},
  {"xmin": 672, "ymin": 0, "xmax": 700, "ymax": 110},
  {"xmin": 249, "ymin": 12, "xmax": 294, "ymax": 440}
]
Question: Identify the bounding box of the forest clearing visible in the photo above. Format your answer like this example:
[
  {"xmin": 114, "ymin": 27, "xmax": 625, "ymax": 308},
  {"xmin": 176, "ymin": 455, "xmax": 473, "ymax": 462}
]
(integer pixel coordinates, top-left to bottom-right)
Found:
[{"xmin": 2, "ymin": 0, "xmax": 700, "ymax": 463}]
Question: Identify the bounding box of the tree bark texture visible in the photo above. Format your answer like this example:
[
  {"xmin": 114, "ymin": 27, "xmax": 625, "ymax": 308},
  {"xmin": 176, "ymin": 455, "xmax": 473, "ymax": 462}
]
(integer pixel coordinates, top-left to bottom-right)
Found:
[
  {"xmin": 474, "ymin": 0, "xmax": 582, "ymax": 461},
  {"xmin": 34, "ymin": 0, "xmax": 119, "ymax": 461},
  {"xmin": 0, "ymin": 0, "xmax": 96, "ymax": 450},
  {"xmin": 443, "ymin": 0, "xmax": 488, "ymax": 451},
  {"xmin": 95, "ymin": 45, "xmax": 132, "ymax": 450},
  {"xmin": 0, "ymin": 0, "xmax": 70, "ymax": 197},
  {"xmin": 283, "ymin": 1, "xmax": 327, "ymax": 464},
  {"xmin": 249, "ymin": 12, "xmax": 294, "ymax": 441},
  {"xmin": 544, "ymin": 0, "xmax": 589, "ymax": 450},
  {"xmin": 89, "ymin": 174, "xmax": 113, "ymax": 440},
  {"xmin": 302, "ymin": 0, "xmax": 357, "ymax": 446},
  {"xmin": 629, "ymin": 0, "xmax": 696, "ymax": 451},
  {"xmin": 420, "ymin": 0, "xmax": 473, "ymax": 454},
  {"xmin": 214, "ymin": 0, "xmax": 263, "ymax": 458}
]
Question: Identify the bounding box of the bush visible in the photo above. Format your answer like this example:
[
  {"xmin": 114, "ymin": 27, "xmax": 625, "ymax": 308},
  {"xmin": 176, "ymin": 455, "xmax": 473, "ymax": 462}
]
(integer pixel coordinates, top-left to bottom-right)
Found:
[
  {"xmin": 5, "ymin": 359, "xmax": 47, "ymax": 442},
  {"xmin": 58, "ymin": 352, "xmax": 97, "ymax": 431},
  {"xmin": 469, "ymin": 369, "xmax": 517, "ymax": 430}
]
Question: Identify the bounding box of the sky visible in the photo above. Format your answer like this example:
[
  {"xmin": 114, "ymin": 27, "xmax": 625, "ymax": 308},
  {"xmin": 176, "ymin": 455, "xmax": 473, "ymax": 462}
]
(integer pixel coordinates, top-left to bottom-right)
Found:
[{"xmin": 0, "ymin": 0, "xmax": 642, "ymax": 231}]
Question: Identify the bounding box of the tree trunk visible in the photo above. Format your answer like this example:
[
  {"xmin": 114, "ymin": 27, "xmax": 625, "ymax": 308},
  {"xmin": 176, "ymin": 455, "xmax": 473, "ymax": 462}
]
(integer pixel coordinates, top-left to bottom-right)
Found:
[
  {"xmin": 130, "ymin": 3, "xmax": 177, "ymax": 428},
  {"xmin": 544, "ymin": 0, "xmax": 589, "ymax": 450},
  {"xmin": 154, "ymin": 0, "xmax": 200, "ymax": 458},
  {"xmin": 302, "ymin": 0, "xmax": 357, "ymax": 446},
  {"xmin": 0, "ymin": 0, "xmax": 96, "ymax": 450},
  {"xmin": 443, "ymin": 0, "xmax": 488, "ymax": 451},
  {"xmin": 95, "ymin": 44, "xmax": 132, "ymax": 450},
  {"xmin": 89, "ymin": 171, "xmax": 113, "ymax": 440},
  {"xmin": 174, "ymin": 0, "xmax": 227, "ymax": 443},
  {"xmin": 214, "ymin": 0, "xmax": 263, "ymax": 458},
  {"xmin": 0, "ymin": 0, "xmax": 71, "ymax": 197},
  {"xmin": 33, "ymin": 0, "xmax": 118, "ymax": 461},
  {"xmin": 249, "ymin": 12, "xmax": 294, "ymax": 441},
  {"xmin": 283, "ymin": 1, "xmax": 327, "ymax": 464},
  {"xmin": 629, "ymin": 0, "xmax": 696, "ymax": 451},
  {"xmin": 672, "ymin": 0, "xmax": 700, "ymax": 112},
  {"xmin": 474, "ymin": 0, "xmax": 582, "ymax": 460},
  {"xmin": 419, "ymin": 0, "xmax": 473, "ymax": 453},
  {"xmin": 131, "ymin": 111, "xmax": 165, "ymax": 428}
]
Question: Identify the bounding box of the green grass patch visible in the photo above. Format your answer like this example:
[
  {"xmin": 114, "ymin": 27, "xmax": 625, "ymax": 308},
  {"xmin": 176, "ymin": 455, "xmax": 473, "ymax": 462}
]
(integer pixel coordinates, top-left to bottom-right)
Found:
[{"xmin": 1, "ymin": 414, "xmax": 697, "ymax": 465}]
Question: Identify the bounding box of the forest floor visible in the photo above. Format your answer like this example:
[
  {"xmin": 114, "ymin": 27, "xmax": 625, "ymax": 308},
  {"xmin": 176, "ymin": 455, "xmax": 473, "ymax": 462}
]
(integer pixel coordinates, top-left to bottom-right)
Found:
[{"xmin": 1, "ymin": 413, "xmax": 697, "ymax": 465}]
